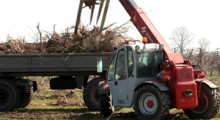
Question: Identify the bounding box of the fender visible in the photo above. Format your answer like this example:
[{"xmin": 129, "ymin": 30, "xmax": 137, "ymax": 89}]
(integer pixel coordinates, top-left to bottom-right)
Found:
[
  {"xmin": 98, "ymin": 81, "xmax": 110, "ymax": 94},
  {"xmin": 135, "ymin": 80, "xmax": 169, "ymax": 92},
  {"xmin": 195, "ymin": 79, "xmax": 218, "ymax": 89}
]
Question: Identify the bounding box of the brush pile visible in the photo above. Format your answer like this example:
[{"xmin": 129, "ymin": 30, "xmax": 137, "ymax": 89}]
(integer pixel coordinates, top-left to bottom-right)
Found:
[{"xmin": 0, "ymin": 25, "xmax": 133, "ymax": 54}]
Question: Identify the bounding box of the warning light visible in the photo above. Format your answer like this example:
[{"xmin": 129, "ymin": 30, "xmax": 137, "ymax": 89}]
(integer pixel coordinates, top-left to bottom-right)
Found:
[
  {"xmin": 197, "ymin": 73, "xmax": 205, "ymax": 79},
  {"xmin": 142, "ymin": 37, "xmax": 148, "ymax": 44}
]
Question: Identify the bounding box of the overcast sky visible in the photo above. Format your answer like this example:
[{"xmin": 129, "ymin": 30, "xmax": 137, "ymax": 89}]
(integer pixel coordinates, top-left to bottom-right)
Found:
[{"xmin": 0, "ymin": 0, "xmax": 219, "ymax": 51}]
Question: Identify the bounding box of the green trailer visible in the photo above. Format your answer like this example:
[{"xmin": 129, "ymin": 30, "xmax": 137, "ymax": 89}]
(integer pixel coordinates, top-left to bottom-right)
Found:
[{"xmin": 0, "ymin": 52, "xmax": 112, "ymax": 111}]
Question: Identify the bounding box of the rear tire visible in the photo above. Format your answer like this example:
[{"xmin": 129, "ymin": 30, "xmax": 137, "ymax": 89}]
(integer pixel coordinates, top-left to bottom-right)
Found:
[
  {"xmin": 17, "ymin": 86, "xmax": 33, "ymax": 108},
  {"xmin": 100, "ymin": 93, "xmax": 114, "ymax": 117},
  {"xmin": 83, "ymin": 78, "xmax": 100, "ymax": 111},
  {"xmin": 0, "ymin": 80, "xmax": 19, "ymax": 111},
  {"xmin": 133, "ymin": 85, "xmax": 170, "ymax": 120},
  {"xmin": 184, "ymin": 85, "xmax": 220, "ymax": 119}
]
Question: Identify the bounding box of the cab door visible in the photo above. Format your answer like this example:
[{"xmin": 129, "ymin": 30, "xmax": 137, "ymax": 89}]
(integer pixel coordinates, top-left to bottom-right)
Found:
[
  {"xmin": 107, "ymin": 47, "xmax": 135, "ymax": 107},
  {"xmin": 107, "ymin": 48, "xmax": 128, "ymax": 106}
]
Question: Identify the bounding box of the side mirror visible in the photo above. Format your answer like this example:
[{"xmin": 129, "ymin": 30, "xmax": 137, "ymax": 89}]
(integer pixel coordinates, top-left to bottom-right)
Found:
[{"xmin": 97, "ymin": 58, "xmax": 103, "ymax": 73}]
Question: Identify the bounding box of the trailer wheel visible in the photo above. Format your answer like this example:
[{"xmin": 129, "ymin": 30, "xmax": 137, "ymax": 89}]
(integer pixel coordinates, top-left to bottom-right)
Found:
[
  {"xmin": 0, "ymin": 80, "xmax": 19, "ymax": 111},
  {"xmin": 17, "ymin": 87, "xmax": 33, "ymax": 108},
  {"xmin": 184, "ymin": 85, "xmax": 220, "ymax": 119},
  {"xmin": 83, "ymin": 78, "xmax": 100, "ymax": 111},
  {"xmin": 133, "ymin": 85, "xmax": 170, "ymax": 120},
  {"xmin": 100, "ymin": 93, "xmax": 114, "ymax": 117}
]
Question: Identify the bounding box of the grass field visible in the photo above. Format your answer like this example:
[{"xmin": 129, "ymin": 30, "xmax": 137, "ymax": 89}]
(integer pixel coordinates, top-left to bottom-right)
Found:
[{"xmin": 0, "ymin": 76, "xmax": 220, "ymax": 120}]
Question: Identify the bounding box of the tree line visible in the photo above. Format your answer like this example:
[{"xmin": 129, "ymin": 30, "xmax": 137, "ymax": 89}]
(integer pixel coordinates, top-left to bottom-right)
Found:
[{"xmin": 170, "ymin": 27, "xmax": 220, "ymax": 76}]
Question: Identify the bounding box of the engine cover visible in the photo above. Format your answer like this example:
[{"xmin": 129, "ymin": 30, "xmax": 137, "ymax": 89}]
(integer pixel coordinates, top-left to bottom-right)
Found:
[{"xmin": 174, "ymin": 65, "xmax": 198, "ymax": 109}]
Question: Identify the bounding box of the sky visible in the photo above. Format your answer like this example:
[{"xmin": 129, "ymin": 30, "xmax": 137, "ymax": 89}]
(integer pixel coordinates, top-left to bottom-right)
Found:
[{"xmin": 0, "ymin": 0, "xmax": 219, "ymax": 51}]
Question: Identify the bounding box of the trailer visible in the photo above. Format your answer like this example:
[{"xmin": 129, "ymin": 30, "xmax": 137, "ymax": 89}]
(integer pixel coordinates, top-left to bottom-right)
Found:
[{"xmin": 0, "ymin": 52, "xmax": 112, "ymax": 111}]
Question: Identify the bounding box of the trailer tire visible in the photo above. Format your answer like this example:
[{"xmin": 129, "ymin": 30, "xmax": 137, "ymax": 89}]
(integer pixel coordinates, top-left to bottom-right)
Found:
[
  {"xmin": 0, "ymin": 80, "xmax": 19, "ymax": 111},
  {"xmin": 83, "ymin": 78, "xmax": 100, "ymax": 111},
  {"xmin": 184, "ymin": 85, "xmax": 220, "ymax": 119},
  {"xmin": 133, "ymin": 85, "xmax": 170, "ymax": 120},
  {"xmin": 17, "ymin": 87, "xmax": 33, "ymax": 108},
  {"xmin": 100, "ymin": 93, "xmax": 114, "ymax": 117}
]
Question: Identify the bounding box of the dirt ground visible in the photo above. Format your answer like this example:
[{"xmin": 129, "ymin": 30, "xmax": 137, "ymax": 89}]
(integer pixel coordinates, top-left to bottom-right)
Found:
[
  {"xmin": 0, "ymin": 105, "xmax": 191, "ymax": 120},
  {"xmin": 0, "ymin": 102, "xmax": 219, "ymax": 120},
  {"xmin": 0, "ymin": 97, "xmax": 219, "ymax": 119},
  {"xmin": 0, "ymin": 79, "xmax": 220, "ymax": 120}
]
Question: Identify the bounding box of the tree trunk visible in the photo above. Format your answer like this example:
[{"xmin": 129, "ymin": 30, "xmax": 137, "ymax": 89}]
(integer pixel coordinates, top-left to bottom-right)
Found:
[{"xmin": 209, "ymin": 70, "xmax": 213, "ymax": 76}]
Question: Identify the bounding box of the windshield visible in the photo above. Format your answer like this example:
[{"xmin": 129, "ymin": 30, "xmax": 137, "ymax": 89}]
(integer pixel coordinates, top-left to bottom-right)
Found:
[{"xmin": 136, "ymin": 51, "xmax": 163, "ymax": 78}]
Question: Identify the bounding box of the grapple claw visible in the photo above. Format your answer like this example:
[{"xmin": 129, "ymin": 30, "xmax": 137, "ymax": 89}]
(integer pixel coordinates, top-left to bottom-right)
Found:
[
  {"xmin": 74, "ymin": 0, "xmax": 84, "ymax": 34},
  {"xmin": 84, "ymin": 0, "xmax": 97, "ymax": 8},
  {"xmin": 75, "ymin": 0, "xmax": 110, "ymax": 32},
  {"xmin": 90, "ymin": 4, "xmax": 96, "ymax": 24},
  {"xmin": 96, "ymin": 0, "xmax": 104, "ymax": 24},
  {"xmin": 100, "ymin": 0, "xmax": 110, "ymax": 30}
]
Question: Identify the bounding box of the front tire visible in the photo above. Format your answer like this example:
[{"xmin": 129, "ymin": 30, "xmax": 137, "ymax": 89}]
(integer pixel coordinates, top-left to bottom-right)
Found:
[
  {"xmin": 83, "ymin": 78, "xmax": 100, "ymax": 111},
  {"xmin": 133, "ymin": 85, "xmax": 170, "ymax": 120},
  {"xmin": 100, "ymin": 93, "xmax": 114, "ymax": 117},
  {"xmin": 184, "ymin": 85, "xmax": 220, "ymax": 119},
  {"xmin": 0, "ymin": 80, "xmax": 19, "ymax": 111}
]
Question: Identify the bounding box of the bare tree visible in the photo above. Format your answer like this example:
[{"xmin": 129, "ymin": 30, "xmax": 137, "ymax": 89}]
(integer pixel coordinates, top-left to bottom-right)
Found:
[
  {"xmin": 216, "ymin": 49, "xmax": 220, "ymax": 76},
  {"xmin": 170, "ymin": 27, "xmax": 194, "ymax": 55},
  {"xmin": 198, "ymin": 38, "xmax": 210, "ymax": 51},
  {"xmin": 185, "ymin": 48, "xmax": 194, "ymax": 60},
  {"xmin": 196, "ymin": 38, "xmax": 210, "ymax": 74},
  {"xmin": 208, "ymin": 51, "xmax": 218, "ymax": 76}
]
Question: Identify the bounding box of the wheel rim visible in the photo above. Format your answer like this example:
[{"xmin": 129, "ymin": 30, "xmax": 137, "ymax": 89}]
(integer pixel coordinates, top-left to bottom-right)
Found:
[
  {"xmin": 139, "ymin": 93, "xmax": 158, "ymax": 115},
  {"xmin": 0, "ymin": 89, "xmax": 9, "ymax": 106},
  {"xmin": 191, "ymin": 92, "xmax": 208, "ymax": 113}
]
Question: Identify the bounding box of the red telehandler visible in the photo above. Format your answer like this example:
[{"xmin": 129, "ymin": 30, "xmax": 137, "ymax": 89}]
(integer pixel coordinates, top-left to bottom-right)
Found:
[{"xmin": 76, "ymin": 0, "xmax": 220, "ymax": 119}]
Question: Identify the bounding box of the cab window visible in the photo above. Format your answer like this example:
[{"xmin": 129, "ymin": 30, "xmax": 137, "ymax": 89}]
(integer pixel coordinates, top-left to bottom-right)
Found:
[
  {"xmin": 107, "ymin": 53, "xmax": 116, "ymax": 81},
  {"xmin": 115, "ymin": 50, "xmax": 126, "ymax": 80}
]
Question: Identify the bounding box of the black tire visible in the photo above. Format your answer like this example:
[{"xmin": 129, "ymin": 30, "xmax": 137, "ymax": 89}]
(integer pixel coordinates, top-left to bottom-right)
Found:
[
  {"xmin": 0, "ymin": 80, "xmax": 19, "ymax": 111},
  {"xmin": 184, "ymin": 85, "xmax": 220, "ymax": 119},
  {"xmin": 83, "ymin": 78, "xmax": 100, "ymax": 111},
  {"xmin": 100, "ymin": 93, "xmax": 114, "ymax": 117},
  {"xmin": 133, "ymin": 85, "xmax": 170, "ymax": 120},
  {"xmin": 17, "ymin": 86, "xmax": 33, "ymax": 108}
]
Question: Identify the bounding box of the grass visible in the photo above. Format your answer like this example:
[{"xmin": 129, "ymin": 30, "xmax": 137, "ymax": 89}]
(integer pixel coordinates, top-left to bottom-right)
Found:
[
  {"xmin": 31, "ymin": 99, "xmax": 55, "ymax": 104},
  {"xmin": 209, "ymin": 76, "xmax": 220, "ymax": 87},
  {"xmin": 0, "ymin": 76, "xmax": 220, "ymax": 119}
]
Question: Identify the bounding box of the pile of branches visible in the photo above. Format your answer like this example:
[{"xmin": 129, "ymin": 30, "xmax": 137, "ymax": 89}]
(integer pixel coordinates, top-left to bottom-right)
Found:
[
  {"xmin": 0, "ymin": 24, "xmax": 132, "ymax": 54},
  {"xmin": 0, "ymin": 39, "xmax": 43, "ymax": 54}
]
